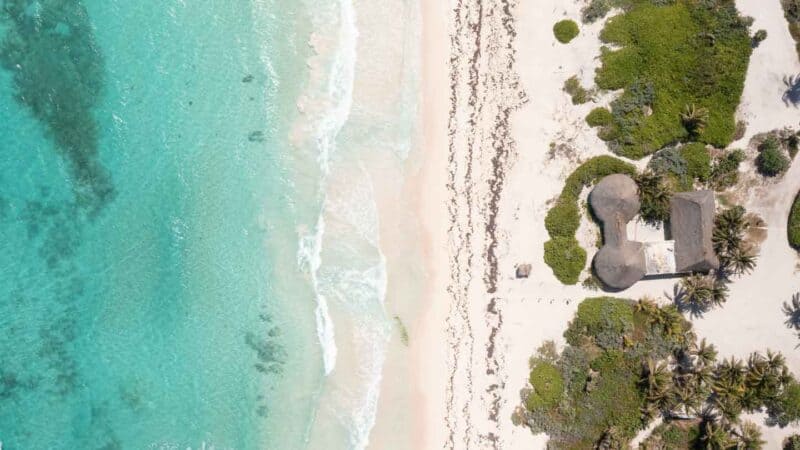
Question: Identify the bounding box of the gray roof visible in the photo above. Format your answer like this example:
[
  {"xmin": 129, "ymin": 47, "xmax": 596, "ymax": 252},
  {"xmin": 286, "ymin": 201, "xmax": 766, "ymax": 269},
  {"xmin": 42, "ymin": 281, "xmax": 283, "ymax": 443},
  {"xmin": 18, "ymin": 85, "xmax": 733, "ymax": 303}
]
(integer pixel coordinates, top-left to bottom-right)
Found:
[
  {"xmin": 590, "ymin": 175, "xmax": 647, "ymax": 290},
  {"xmin": 670, "ymin": 191, "xmax": 720, "ymax": 273}
]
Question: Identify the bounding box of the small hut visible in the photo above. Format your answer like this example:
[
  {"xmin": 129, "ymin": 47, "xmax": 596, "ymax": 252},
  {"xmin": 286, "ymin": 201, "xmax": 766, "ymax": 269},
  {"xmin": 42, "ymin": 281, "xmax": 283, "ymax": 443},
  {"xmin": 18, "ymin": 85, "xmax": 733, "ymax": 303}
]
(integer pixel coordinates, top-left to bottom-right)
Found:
[{"xmin": 670, "ymin": 191, "xmax": 720, "ymax": 273}]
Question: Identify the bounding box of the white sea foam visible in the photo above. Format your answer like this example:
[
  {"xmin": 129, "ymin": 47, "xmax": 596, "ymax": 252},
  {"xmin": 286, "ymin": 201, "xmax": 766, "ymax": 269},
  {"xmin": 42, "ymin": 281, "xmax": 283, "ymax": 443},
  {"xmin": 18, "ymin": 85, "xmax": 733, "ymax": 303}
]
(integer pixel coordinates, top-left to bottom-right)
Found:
[{"xmin": 297, "ymin": 216, "xmax": 337, "ymax": 375}]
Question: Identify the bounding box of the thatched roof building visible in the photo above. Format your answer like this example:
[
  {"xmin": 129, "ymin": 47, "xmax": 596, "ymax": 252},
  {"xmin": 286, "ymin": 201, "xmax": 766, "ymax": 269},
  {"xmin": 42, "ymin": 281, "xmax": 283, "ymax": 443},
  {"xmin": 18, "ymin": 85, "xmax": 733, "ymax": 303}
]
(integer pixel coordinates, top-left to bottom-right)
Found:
[
  {"xmin": 590, "ymin": 175, "xmax": 647, "ymax": 290},
  {"xmin": 588, "ymin": 175, "xmax": 718, "ymax": 290},
  {"xmin": 670, "ymin": 191, "xmax": 720, "ymax": 273}
]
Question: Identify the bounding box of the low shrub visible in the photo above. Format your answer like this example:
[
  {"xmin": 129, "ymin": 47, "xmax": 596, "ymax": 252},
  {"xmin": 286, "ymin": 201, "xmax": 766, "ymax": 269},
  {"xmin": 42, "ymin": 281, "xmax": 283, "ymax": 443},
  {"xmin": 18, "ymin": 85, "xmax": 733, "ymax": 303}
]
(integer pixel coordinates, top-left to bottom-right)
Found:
[
  {"xmin": 789, "ymin": 191, "xmax": 800, "ymax": 250},
  {"xmin": 565, "ymin": 297, "xmax": 634, "ymax": 347},
  {"xmin": 527, "ymin": 361, "xmax": 565, "ymax": 410},
  {"xmin": 753, "ymin": 29, "xmax": 768, "ymax": 47},
  {"xmin": 544, "ymin": 237, "xmax": 587, "ymax": 285},
  {"xmin": 783, "ymin": 0, "xmax": 800, "ymax": 61},
  {"xmin": 786, "ymin": 434, "xmax": 800, "ymax": 450},
  {"xmin": 582, "ymin": 0, "xmax": 612, "ymax": 24},
  {"xmin": 545, "ymin": 200, "xmax": 580, "ymax": 238},
  {"xmin": 586, "ymin": 107, "xmax": 613, "ymax": 127},
  {"xmin": 563, "ymin": 75, "xmax": 591, "ymax": 104},
  {"xmin": 553, "ymin": 19, "xmax": 580, "ymax": 44},
  {"xmin": 680, "ymin": 142, "xmax": 712, "ymax": 182},
  {"xmin": 756, "ymin": 146, "xmax": 790, "ymax": 177},
  {"xmin": 710, "ymin": 149, "xmax": 745, "ymax": 190}
]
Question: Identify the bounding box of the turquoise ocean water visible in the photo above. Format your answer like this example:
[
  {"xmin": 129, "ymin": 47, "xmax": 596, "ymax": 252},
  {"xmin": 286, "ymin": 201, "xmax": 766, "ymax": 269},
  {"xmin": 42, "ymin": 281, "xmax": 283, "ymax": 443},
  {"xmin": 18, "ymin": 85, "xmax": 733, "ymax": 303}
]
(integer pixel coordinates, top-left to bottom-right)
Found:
[{"xmin": 0, "ymin": 0, "xmax": 421, "ymax": 448}]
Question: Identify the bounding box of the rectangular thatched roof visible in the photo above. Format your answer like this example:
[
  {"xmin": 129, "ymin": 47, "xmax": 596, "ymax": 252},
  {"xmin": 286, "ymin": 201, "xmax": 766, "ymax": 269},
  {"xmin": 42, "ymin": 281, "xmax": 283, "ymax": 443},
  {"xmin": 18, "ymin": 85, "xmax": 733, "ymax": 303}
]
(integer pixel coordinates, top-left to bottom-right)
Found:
[{"xmin": 670, "ymin": 191, "xmax": 720, "ymax": 273}]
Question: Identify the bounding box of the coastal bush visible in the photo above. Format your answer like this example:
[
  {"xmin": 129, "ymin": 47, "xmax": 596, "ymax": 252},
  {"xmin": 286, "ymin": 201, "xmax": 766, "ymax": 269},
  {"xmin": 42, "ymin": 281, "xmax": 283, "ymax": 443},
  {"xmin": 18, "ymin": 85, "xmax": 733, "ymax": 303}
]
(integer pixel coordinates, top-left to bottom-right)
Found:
[
  {"xmin": 516, "ymin": 298, "xmax": 800, "ymax": 448},
  {"xmin": 757, "ymin": 144, "xmax": 791, "ymax": 177},
  {"xmin": 543, "ymin": 156, "xmax": 636, "ymax": 284},
  {"xmin": 563, "ymin": 75, "xmax": 591, "ymax": 104},
  {"xmin": 636, "ymin": 171, "xmax": 672, "ymax": 225},
  {"xmin": 783, "ymin": 0, "xmax": 800, "ymax": 60},
  {"xmin": 564, "ymin": 297, "xmax": 633, "ymax": 347},
  {"xmin": 545, "ymin": 200, "xmax": 580, "ymax": 238},
  {"xmin": 517, "ymin": 297, "xmax": 690, "ymax": 448},
  {"xmin": 710, "ymin": 149, "xmax": 745, "ymax": 190},
  {"xmin": 526, "ymin": 361, "xmax": 564, "ymax": 409},
  {"xmin": 786, "ymin": 434, "xmax": 800, "ymax": 450},
  {"xmin": 581, "ymin": 0, "xmax": 612, "ymax": 24},
  {"xmin": 553, "ymin": 19, "xmax": 580, "ymax": 43},
  {"xmin": 789, "ymin": 192, "xmax": 800, "ymax": 250},
  {"xmin": 586, "ymin": 107, "xmax": 613, "ymax": 127},
  {"xmin": 753, "ymin": 29, "xmax": 768, "ymax": 47},
  {"xmin": 680, "ymin": 143, "xmax": 712, "ymax": 182},
  {"xmin": 544, "ymin": 237, "xmax": 587, "ymax": 285},
  {"xmin": 770, "ymin": 380, "xmax": 800, "ymax": 427},
  {"xmin": 594, "ymin": 0, "xmax": 752, "ymax": 159}
]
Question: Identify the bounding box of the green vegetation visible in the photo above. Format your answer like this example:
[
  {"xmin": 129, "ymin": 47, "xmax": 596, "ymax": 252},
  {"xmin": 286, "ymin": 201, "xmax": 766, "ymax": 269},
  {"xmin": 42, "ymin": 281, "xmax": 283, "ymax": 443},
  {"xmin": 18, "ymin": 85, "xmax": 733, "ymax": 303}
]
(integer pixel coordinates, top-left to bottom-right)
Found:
[
  {"xmin": 581, "ymin": 0, "xmax": 612, "ymax": 24},
  {"xmin": 753, "ymin": 29, "xmax": 768, "ymax": 47},
  {"xmin": 553, "ymin": 19, "xmax": 580, "ymax": 43},
  {"xmin": 563, "ymin": 75, "xmax": 591, "ymax": 104},
  {"xmin": 675, "ymin": 274, "xmax": 728, "ymax": 317},
  {"xmin": 786, "ymin": 434, "xmax": 800, "ymax": 450},
  {"xmin": 586, "ymin": 107, "xmax": 612, "ymax": 127},
  {"xmin": 636, "ymin": 171, "xmax": 672, "ymax": 225},
  {"xmin": 641, "ymin": 422, "xmax": 700, "ymax": 449},
  {"xmin": 757, "ymin": 134, "xmax": 791, "ymax": 177},
  {"xmin": 647, "ymin": 143, "xmax": 714, "ymax": 192},
  {"xmin": 710, "ymin": 148, "xmax": 745, "ymax": 190},
  {"xmin": 782, "ymin": 0, "xmax": 800, "ymax": 61},
  {"xmin": 543, "ymin": 156, "xmax": 636, "ymax": 284},
  {"xmin": 516, "ymin": 297, "xmax": 800, "ymax": 449},
  {"xmin": 543, "ymin": 237, "xmax": 587, "ymax": 285},
  {"xmin": 594, "ymin": 0, "xmax": 752, "ymax": 159},
  {"xmin": 526, "ymin": 360, "xmax": 564, "ymax": 409},
  {"xmin": 789, "ymin": 192, "xmax": 800, "ymax": 250},
  {"xmin": 680, "ymin": 143, "xmax": 712, "ymax": 182},
  {"xmin": 713, "ymin": 205, "xmax": 758, "ymax": 278}
]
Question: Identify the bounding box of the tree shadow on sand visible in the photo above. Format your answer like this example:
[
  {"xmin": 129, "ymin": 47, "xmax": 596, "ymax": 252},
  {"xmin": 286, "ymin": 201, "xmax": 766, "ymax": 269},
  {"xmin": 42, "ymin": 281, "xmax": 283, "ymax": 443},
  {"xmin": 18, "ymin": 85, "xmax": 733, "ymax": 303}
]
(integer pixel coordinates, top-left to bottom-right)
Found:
[
  {"xmin": 672, "ymin": 283, "xmax": 711, "ymax": 319},
  {"xmin": 784, "ymin": 74, "xmax": 800, "ymax": 107}
]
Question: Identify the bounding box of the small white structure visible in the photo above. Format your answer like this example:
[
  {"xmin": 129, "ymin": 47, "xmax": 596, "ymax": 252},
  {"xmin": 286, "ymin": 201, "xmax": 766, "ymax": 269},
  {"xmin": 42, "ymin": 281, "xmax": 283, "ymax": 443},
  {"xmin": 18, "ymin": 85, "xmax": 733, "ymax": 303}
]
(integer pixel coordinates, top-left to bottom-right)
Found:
[{"xmin": 643, "ymin": 240, "xmax": 677, "ymax": 275}]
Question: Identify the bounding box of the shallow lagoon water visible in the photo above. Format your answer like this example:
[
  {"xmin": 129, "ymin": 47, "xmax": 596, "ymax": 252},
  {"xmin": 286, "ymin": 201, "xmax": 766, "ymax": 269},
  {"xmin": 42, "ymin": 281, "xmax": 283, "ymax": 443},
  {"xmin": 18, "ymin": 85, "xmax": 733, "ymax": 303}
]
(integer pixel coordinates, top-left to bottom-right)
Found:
[
  {"xmin": 0, "ymin": 0, "xmax": 323, "ymax": 447},
  {"xmin": 0, "ymin": 0, "xmax": 420, "ymax": 448}
]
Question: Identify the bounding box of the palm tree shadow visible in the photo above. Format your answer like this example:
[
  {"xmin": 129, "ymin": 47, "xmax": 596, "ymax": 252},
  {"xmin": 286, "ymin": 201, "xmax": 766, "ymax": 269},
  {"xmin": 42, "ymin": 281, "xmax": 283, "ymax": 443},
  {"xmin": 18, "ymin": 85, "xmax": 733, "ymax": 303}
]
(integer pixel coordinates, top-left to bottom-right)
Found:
[
  {"xmin": 672, "ymin": 283, "xmax": 710, "ymax": 319},
  {"xmin": 783, "ymin": 74, "xmax": 800, "ymax": 107},
  {"xmin": 783, "ymin": 292, "xmax": 800, "ymax": 330}
]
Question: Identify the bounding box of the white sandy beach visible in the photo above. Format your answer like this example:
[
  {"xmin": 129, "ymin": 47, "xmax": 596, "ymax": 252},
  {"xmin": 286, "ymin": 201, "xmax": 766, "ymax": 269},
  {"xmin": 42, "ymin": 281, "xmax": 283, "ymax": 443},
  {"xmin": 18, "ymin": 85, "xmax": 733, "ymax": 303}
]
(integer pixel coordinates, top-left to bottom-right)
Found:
[{"xmin": 373, "ymin": 0, "xmax": 800, "ymax": 449}]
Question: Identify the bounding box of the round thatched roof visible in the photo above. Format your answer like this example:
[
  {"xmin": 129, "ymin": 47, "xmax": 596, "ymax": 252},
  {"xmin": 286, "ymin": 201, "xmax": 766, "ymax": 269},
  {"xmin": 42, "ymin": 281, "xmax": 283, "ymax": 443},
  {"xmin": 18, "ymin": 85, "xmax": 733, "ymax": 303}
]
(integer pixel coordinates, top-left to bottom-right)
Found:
[
  {"xmin": 594, "ymin": 241, "xmax": 646, "ymax": 290},
  {"xmin": 590, "ymin": 174, "xmax": 640, "ymax": 223}
]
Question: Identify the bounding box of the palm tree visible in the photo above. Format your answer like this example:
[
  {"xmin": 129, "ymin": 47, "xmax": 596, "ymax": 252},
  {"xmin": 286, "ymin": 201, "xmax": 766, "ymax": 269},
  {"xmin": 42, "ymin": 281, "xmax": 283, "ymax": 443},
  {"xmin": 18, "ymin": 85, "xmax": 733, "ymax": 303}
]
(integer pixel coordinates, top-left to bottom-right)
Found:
[
  {"xmin": 635, "ymin": 297, "xmax": 659, "ymax": 316},
  {"xmin": 724, "ymin": 247, "xmax": 757, "ymax": 276},
  {"xmin": 736, "ymin": 420, "xmax": 765, "ymax": 450},
  {"xmin": 682, "ymin": 103, "xmax": 710, "ymax": 135},
  {"xmin": 676, "ymin": 275, "xmax": 726, "ymax": 317},
  {"xmin": 636, "ymin": 171, "xmax": 672, "ymax": 224},
  {"xmin": 698, "ymin": 417, "xmax": 734, "ymax": 450},
  {"xmin": 783, "ymin": 293, "xmax": 800, "ymax": 330},
  {"xmin": 642, "ymin": 358, "xmax": 672, "ymax": 402},
  {"xmin": 693, "ymin": 338, "xmax": 718, "ymax": 368},
  {"xmin": 713, "ymin": 206, "xmax": 757, "ymax": 277}
]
